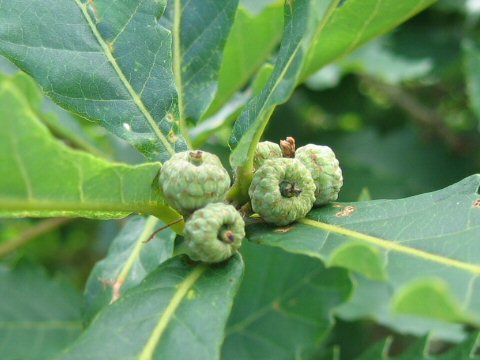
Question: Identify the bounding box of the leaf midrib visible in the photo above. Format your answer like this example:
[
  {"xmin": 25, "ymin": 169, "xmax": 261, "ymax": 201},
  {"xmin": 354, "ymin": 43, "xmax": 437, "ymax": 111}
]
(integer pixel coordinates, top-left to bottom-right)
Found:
[
  {"xmin": 300, "ymin": 218, "xmax": 480, "ymax": 275},
  {"xmin": 138, "ymin": 264, "xmax": 207, "ymax": 359},
  {"xmin": 0, "ymin": 198, "xmax": 159, "ymax": 212},
  {"xmin": 73, "ymin": 0, "xmax": 175, "ymax": 157},
  {"xmin": 173, "ymin": 0, "xmax": 184, "ymax": 122},
  {"xmin": 112, "ymin": 216, "xmax": 160, "ymax": 303}
]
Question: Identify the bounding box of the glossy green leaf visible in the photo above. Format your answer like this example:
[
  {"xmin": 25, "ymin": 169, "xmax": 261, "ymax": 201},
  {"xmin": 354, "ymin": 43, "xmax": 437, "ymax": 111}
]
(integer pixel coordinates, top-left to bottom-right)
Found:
[
  {"xmin": 247, "ymin": 175, "xmax": 480, "ymax": 327},
  {"xmin": 222, "ymin": 242, "xmax": 351, "ymax": 360},
  {"xmin": 59, "ymin": 255, "xmax": 244, "ymax": 360},
  {"xmin": 0, "ymin": 263, "xmax": 82, "ymax": 360},
  {"xmin": 206, "ymin": 3, "xmax": 284, "ymax": 117},
  {"xmin": 464, "ymin": 39, "xmax": 480, "ymax": 123},
  {"xmin": 161, "ymin": 0, "xmax": 239, "ymax": 123},
  {"xmin": 84, "ymin": 216, "xmax": 175, "ymax": 321},
  {"xmin": 6, "ymin": 70, "xmax": 105, "ymax": 157},
  {"xmin": 0, "ymin": 73, "xmax": 180, "ymax": 223},
  {"xmin": 0, "ymin": 0, "xmax": 187, "ymax": 161},
  {"xmin": 302, "ymin": 0, "xmax": 437, "ymax": 78},
  {"xmin": 229, "ymin": 0, "xmax": 338, "ymax": 168}
]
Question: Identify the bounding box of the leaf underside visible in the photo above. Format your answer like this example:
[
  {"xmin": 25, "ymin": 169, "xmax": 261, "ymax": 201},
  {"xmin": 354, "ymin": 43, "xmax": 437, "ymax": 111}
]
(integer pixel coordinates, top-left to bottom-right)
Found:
[{"xmin": 247, "ymin": 175, "xmax": 480, "ymax": 332}]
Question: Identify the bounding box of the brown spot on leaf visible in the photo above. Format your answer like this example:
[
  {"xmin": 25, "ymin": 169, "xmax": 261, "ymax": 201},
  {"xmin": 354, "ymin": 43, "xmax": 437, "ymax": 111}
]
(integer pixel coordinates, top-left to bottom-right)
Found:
[
  {"xmin": 87, "ymin": 0, "xmax": 100, "ymax": 22},
  {"xmin": 272, "ymin": 302, "xmax": 281, "ymax": 311},
  {"xmin": 98, "ymin": 277, "xmax": 114, "ymax": 289},
  {"xmin": 473, "ymin": 199, "xmax": 480, "ymax": 208},
  {"xmin": 336, "ymin": 206, "xmax": 356, "ymax": 217},
  {"xmin": 165, "ymin": 113, "xmax": 174, "ymax": 123},
  {"xmin": 332, "ymin": 204, "xmax": 343, "ymax": 208},
  {"xmin": 168, "ymin": 131, "xmax": 178, "ymax": 143},
  {"xmin": 274, "ymin": 227, "xmax": 293, "ymax": 233}
]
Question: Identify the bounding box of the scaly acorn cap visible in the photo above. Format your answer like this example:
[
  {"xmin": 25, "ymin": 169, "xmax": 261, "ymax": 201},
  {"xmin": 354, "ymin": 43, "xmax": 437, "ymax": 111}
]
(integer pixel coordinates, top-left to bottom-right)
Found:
[
  {"xmin": 253, "ymin": 141, "xmax": 282, "ymax": 170},
  {"xmin": 295, "ymin": 144, "xmax": 343, "ymax": 206},
  {"xmin": 184, "ymin": 203, "xmax": 245, "ymax": 263},
  {"xmin": 159, "ymin": 150, "xmax": 230, "ymax": 214},
  {"xmin": 249, "ymin": 157, "xmax": 315, "ymax": 226}
]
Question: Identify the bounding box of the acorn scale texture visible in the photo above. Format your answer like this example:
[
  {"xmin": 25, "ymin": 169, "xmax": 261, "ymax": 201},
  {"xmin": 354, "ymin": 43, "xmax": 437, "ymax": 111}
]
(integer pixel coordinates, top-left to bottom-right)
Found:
[
  {"xmin": 295, "ymin": 144, "xmax": 343, "ymax": 206},
  {"xmin": 253, "ymin": 141, "xmax": 282, "ymax": 170},
  {"xmin": 184, "ymin": 203, "xmax": 245, "ymax": 263},
  {"xmin": 249, "ymin": 158, "xmax": 315, "ymax": 226},
  {"xmin": 159, "ymin": 150, "xmax": 230, "ymax": 214}
]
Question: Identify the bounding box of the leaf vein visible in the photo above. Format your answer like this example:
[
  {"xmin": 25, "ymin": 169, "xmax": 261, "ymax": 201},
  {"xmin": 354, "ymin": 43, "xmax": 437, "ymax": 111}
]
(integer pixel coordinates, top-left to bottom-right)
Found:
[
  {"xmin": 341, "ymin": 0, "xmax": 382, "ymax": 57},
  {"xmin": 72, "ymin": 0, "xmax": 175, "ymax": 157},
  {"xmin": 110, "ymin": 0, "xmax": 146, "ymax": 46}
]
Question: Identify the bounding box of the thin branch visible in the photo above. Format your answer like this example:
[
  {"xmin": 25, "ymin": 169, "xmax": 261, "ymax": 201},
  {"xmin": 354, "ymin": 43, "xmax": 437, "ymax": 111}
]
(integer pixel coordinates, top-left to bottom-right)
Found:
[
  {"xmin": 143, "ymin": 218, "xmax": 184, "ymax": 244},
  {"xmin": 361, "ymin": 75, "xmax": 464, "ymax": 151},
  {"xmin": 0, "ymin": 218, "xmax": 73, "ymax": 258}
]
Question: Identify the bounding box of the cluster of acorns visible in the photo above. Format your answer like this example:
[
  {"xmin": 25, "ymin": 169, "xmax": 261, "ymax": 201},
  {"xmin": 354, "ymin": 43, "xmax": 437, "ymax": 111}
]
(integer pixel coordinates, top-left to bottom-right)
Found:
[{"xmin": 159, "ymin": 138, "xmax": 342, "ymax": 263}]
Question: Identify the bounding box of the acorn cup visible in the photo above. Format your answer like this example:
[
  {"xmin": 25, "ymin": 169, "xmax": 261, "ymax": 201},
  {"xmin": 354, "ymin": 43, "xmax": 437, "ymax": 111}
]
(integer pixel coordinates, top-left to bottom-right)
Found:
[
  {"xmin": 253, "ymin": 141, "xmax": 282, "ymax": 170},
  {"xmin": 159, "ymin": 150, "xmax": 230, "ymax": 215},
  {"xmin": 183, "ymin": 203, "xmax": 245, "ymax": 263},
  {"xmin": 249, "ymin": 157, "xmax": 315, "ymax": 226},
  {"xmin": 295, "ymin": 144, "xmax": 343, "ymax": 206}
]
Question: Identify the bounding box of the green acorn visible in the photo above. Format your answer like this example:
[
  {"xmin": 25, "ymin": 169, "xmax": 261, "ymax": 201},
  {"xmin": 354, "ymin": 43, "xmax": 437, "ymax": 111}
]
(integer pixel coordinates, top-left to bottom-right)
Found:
[
  {"xmin": 295, "ymin": 144, "xmax": 343, "ymax": 206},
  {"xmin": 253, "ymin": 141, "xmax": 282, "ymax": 170},
  {"xmin": 159, "ymin": 150, "xmax": 230, "ymax": 214},
  {"xmin": 249, "ymin": 158, "xmax": 315, "ymax": 226},
  {"xmin": 184, "ymin": 203, "xmax": 245, "ymax": 263}
]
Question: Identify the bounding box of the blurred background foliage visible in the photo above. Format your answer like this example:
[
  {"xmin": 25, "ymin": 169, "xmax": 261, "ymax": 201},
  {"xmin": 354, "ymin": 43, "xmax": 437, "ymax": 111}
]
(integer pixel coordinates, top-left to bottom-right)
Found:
[{"xmin": 1, "ymin": 0, "xmax": 480, "ymax": 358}]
